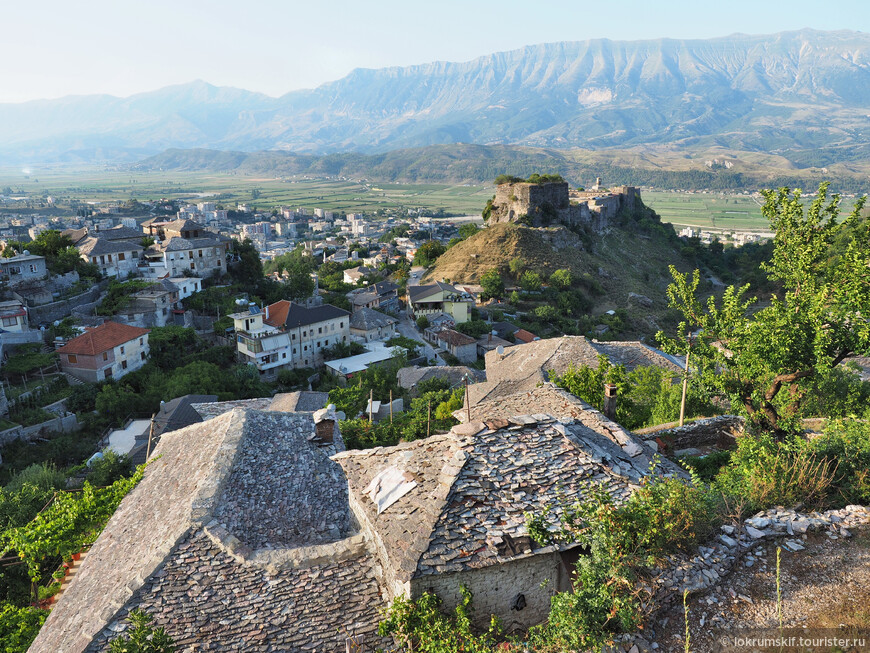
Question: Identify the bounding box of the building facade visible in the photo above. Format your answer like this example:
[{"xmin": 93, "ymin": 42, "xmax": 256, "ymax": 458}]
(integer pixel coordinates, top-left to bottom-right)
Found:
[{"xmin": 56, "ymin": 322, "xmax": 150, "ymax": 383}]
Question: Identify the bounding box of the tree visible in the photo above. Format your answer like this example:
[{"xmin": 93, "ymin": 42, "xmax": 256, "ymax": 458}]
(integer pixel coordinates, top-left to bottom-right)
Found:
[
  {"xmin": 550, "ymin": 268, "xmax": 572, "ymax": 290},
  {"xmin": 229, "ymin": 239, "xmax": 263, "ymax": 285},
  {"xmin": 658, "ymin": 183, "xmax": 869, "ymax": 434},
  {"xmin": 413, "ymin": 241, "xmax": 446, "ymax": 267},
  {"xmin": 457, "ymin": 223, "xmax": 479, "ymax": 240},
  {"xmin": 479, "ymin": 269, "xmax": 504, "ymax": 301},
  {"xmin": 519, "ymin": 270, "xmax": 542, "ymax": 292},
  {"xmin": 508, "ymin": 257, "xmax": 527, "ymax": 281},
  {"xmin": 108, "ymin": 609, "xmax": 176, "ymax": 653}
]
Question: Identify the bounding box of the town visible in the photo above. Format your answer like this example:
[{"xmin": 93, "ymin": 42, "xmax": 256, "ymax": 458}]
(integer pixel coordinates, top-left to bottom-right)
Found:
[{"xmin": 0, "ymin": 170, "xmax": 866, "ymax": 653}]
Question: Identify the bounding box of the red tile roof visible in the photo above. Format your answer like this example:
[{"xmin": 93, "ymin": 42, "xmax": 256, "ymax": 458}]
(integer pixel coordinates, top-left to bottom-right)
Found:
[
  {"xmin": 56, "ymin": 322, "xmax": 150, "ymax": 356},
  {"xmin": 264, "ymin": 300, "xmax": 291, "ymax": 327},
  {"xmin": 514, "ymin": 329, "xmax": 538, "ymax": 344}
]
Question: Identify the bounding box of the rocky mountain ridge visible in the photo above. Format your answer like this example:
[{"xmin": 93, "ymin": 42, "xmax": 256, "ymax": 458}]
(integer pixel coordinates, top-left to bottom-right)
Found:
[{"xmin": 2, "ymin": 30, "xmax": 870, "ymax": 165}]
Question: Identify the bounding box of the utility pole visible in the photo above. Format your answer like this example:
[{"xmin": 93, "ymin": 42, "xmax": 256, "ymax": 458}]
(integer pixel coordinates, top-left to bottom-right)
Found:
[
  {"xmin": 464, "ymin": 374, "xmax": 470, "ymax": 422},
  {"xmin": 145, "ymin": 414, "xmax": 155, "ymax": 460},
  {"xmin": 679, "ymin": 332, "xmax": 692, "ymax": 427},
  {"xmin": 427, "ymin": 400, "xmax": 431, "ymax": 437},
  {"xmin": 389, "ymin": 389, "xmax": 393, "ymax": 424},
  {"xmin": 369, "ymin": 389, "xmax": 373, "ymax": 424}
]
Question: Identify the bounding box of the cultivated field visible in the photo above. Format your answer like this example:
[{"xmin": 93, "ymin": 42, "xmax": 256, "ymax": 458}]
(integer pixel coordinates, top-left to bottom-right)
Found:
[
  {"xmin": 643, "ymin": 189, "xmax": 862, "ymax": 232},
  {"xmin": 0, "ymin": 168, "xmax": 495, "ymax": 216}
]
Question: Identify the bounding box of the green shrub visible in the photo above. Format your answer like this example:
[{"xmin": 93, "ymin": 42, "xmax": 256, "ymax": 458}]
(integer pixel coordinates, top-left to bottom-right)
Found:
[
  {"xmin": 378, "ymin": 586, "xmax": 502, "ymax": 653},
  {"xmin": 808, "ymin": 419, "xmax": 870, "ymax": 504},
  {"xmin": 0, "ymin": 603, "xmax": 47, "ymax": 653},
  {"xmin": 108, "ymin": 609, "xmax": 176, "ymax": 653},
  {"xmin": 713, "ymin": 434, "xmax": 838, "ymax": 512},
  {"xmin": 88, "ymin": 450, "xmax": 133, "ymax": 487}
]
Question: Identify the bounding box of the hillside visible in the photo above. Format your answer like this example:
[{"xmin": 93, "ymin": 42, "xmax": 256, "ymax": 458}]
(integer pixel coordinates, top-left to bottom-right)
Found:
[
  {"xmin": 3, "ymin": 30, "xmax": 870, "ymax": 167},
  {"xmin": 423, "ymin": 217, "xmax": 699, "ymax": 337},
  {"xmin": 134, "ymin": 144, "xmax": 868, "ymax": 193}
]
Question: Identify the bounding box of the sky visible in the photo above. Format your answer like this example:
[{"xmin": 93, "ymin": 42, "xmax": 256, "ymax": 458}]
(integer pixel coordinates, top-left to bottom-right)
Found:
[{"xmin": 2, "ymin": 0, "xmax": 869, "ymax": 103}]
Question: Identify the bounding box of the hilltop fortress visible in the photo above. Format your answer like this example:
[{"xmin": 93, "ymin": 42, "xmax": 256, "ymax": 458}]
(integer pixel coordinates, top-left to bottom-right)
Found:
[{"xmin": 488, "ymin": 178, "xmax": 640, "ymax": 230}]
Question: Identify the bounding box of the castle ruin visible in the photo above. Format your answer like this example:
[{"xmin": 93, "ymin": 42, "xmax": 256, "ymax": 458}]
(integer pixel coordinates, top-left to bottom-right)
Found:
[{"xmin": 488, "ymin": 180, "xmax": 639, "ymax": 231}]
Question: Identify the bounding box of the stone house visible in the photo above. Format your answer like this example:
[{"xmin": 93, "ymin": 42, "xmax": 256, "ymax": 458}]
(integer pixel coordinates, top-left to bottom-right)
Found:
[
  {"xmin": 56, "ymin": 321, "xmax": 150, "ymax": 383},
  {"xmin": 230, "ymin": 304, "xmax": 293, "ymax": 376},
  {"xmin": 349, "ymin": 307, "xmax": 397, "ymax": 342},
  {"xmin": 467, "ymin": 335, "xmax": 684, "ymax": 407},
  {"xmin": 343, "ymin": 265, "xmax": 374, "ymax": 284},
  {"xmin": 31, "ymin": 396, "xmax": 674, "ymax": 651},
  {"xmin": 408, "ymin": 281, "xmax": 473, "ymax": 323},
  {"xmin": 0, "ymin": 252, "xmax": 47, "ymax": 285},
  {"xmin": 140, "ymin": 218, "xmax": 230, "ymax": 278},
  {"xmin": 348, "ymin": 280, "xmax": 400, "ymax": 313},
  {"xmin": 437, "ymin": 328, "xmax": 477, "ymax": 363},
  {"xmin": 77, "ymin": 237, "xmax": 143, "ymax": 279}
]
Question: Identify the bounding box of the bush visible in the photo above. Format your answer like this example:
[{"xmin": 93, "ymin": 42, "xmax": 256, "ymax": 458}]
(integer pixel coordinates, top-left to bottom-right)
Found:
[
  {"xmin": 415, "ymin": 316, "xmax": 429, "ymax": 330},
  {"xmin": 809, "ymin": 419, "xmax": 870, "ymax": 504},
  {"xmin": 107, "ymin": 609, "xmax": 176, "ymax": 653},
  {"xmin": 0, "ymin": 603, "xmax": 47, "ymax": 653},
  {"xmin": 88, "ymin": 450, "xmax": 133, "ymax": 487},
  {"xmin": 378, "ymin": 586, "xmax": 502, "ymax": 653},
  {"xmin": 714, "ymin": 433, "xmax": 839, "ymax": 512}
]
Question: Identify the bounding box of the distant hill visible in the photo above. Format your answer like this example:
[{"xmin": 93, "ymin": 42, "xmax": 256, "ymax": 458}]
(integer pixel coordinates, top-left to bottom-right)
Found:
[{"xmin": 2, "ymin": 30, "xmax": 870, "ymax": 168}]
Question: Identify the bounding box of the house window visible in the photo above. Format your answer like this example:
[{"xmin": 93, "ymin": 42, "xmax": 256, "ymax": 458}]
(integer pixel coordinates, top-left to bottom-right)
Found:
[
  {"xmin": 198, "ymin": 250, "xmax": 203, "ymax": 258},
  {"xmin": 304, "ymin": 345, "xmax": 308, "ymax": 351},
  {"xmin": 120, "ymin": 346, "xmax": 125, "ymax": 354},
  {"xmin": 139, "ymin": 338, "xmax": 144, "ymax": 345},
  {"xmin": 340, "ymin": 321, "xmax": 344, "ymax": 328},
  {"xmin": 318, "ymin": 327, "xmax": 322, "ymax": 334},
  {"xmin": 104, "ymin": 369, "xmax": 113, "ymax": 379},
  {"xmin": 292, "ymin": 333, "xmax": 296, "ymax": 340},
  {"xmin": 282, "ymin": 353, "xmax": 286, "ymax": 359},
  {"xmin": 118, "ymin": 252, "xmax": 125, "ymax": 261},
  {"xmin": 1, "ymin": 316, "xmax": 15, "ymax": 327},
  {"xmin": 140, "ymin": 352, "xmax": 146, "ymax": 360},
  {"xmin": 303, "ymin": 330, "xmax": 307, "ymax": 337},
  {"xmin": 68, "ymin": 354, "xmax": 78, "ymax": 364},
  {"xmin": 102, "ymin": 352, "xmax": 108, "ymax": 361},
  {"xmin": 92, "ymin": 257, "xmax": 97, "ymax": 264},
  {"xmin": 121, "ymin": 360, "xmax": 128, "ymax": 370}
]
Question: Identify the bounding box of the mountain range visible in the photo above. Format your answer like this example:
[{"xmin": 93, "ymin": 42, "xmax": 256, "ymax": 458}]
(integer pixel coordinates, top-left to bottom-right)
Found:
[{"xmin": 2, "ymin": 29, "xmax": 870, "ymax": 167}]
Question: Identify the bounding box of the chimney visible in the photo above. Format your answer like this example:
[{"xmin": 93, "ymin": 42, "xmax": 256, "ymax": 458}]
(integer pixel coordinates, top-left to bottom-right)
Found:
[
  {"xmin": 603, "ymin": 383, "xmax": 617, "ymax": 420},
  {"xmin": 311, "ymin": 404, "xmax": 337, "ymax": 445}
]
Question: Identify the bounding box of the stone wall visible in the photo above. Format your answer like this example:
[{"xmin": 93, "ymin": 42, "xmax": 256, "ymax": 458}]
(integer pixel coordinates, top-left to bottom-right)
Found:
[
  {"xmin": 27, "ymin": 283, "xmax": 105, "ymax": 325},
  {"xmin": 488, "ymin": 181, "xmax": 639, "ymax": 231},
  {"xmin": 0, "ymin": 412, "xmax": 79, "ymax": 446},
  {"xmin": 638, "ymin": 415, "xmax": 745, "ymax": 453},
  {"xmin": 411, "ymin": 552, "xmax": 566, "ymax": 632}
]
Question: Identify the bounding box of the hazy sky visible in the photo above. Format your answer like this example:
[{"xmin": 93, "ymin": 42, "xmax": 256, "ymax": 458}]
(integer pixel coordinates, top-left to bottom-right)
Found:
[{"xmin": 2, "ymin": 0, "xmax": 868, "ymax": 103}]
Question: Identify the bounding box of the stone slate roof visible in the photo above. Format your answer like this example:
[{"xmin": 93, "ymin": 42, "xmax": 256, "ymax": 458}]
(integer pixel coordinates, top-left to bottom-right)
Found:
[
  {"xmin": 350, "ymin": 307, "xmax": 397, "ymax": 331},
  {"xmin": 437, "ymin": 329, "xmax": 476, "ymax": 347},
  {"xmin": 468, "ymin": 336, "xmax": 683, "ymax": 406},
  {"xmin": 269, "ymin": 391, "xmax": 329, "ymax": 413},
  {"xmin": 396, "ymin": 365, "xmax": 485, "ymax": 393},
  {"xmin": 212, "ymin": 411, "xmax": 352, "ymax": 550},
  {"xmin": 160, "ymin": 235, "xmax": 224, "ymax": 252},
  {"xmin": 99, "ymin": 225, "xmax": 146, "ymax": 241},
  {"xmin": 32, "ymin": 409, "xmax": 382, "ymax": 653},
  {"xmin": 191, "ymin": 397, "xmax": 273, "ymax": 420},
  {"xmin": 463, "ymin": 382, "xmax": 659, "ymax": 461},
  {"xmin": 77, "ymin": 237, "xmax": 143, "ymax": 257},
  {"xmin": 408, "ymin": 281, "xmax": 461, "ymax": 303},
  {"xmin": 84, "ymin": 530, "xmax": 386, "ymax": 653},
  {"xmin": 153, "ymin": 394, "xmax": 217, "ymax": 436},
  {"xmin": 334, "ymin": 413, "xmax": 676, "ymax": 584}
]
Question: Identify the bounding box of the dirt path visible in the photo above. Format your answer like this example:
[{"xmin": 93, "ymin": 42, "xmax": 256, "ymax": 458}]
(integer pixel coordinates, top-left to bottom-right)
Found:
[{"xmin": 652, "ymin": 526, "xmax": 870, "ymax": 652}]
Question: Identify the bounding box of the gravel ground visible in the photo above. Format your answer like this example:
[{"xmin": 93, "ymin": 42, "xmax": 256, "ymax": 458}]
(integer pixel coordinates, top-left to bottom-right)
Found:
[{"xmin": 653, "ymin": 525, "xmax": 870, "ymax": 652}]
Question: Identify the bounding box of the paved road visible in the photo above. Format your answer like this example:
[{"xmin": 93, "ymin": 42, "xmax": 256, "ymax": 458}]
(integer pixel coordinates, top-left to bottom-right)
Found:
[{"xmin": 396, "ymin": 314, "xmax": 444, "ymax": 365}]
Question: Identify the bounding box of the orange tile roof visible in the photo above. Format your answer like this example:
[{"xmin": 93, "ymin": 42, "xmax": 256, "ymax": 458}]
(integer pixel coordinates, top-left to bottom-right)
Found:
[
  {"xmin": 514, "ymin": 329, "xmax": 538, "ymax": 344},
  {"xmin": 56, "ymin": 322, "xmax": 150, "ymax": 356},
  {"xmin": 264, "ymin": 300, "xmax": 291, "ymax": 327}
]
